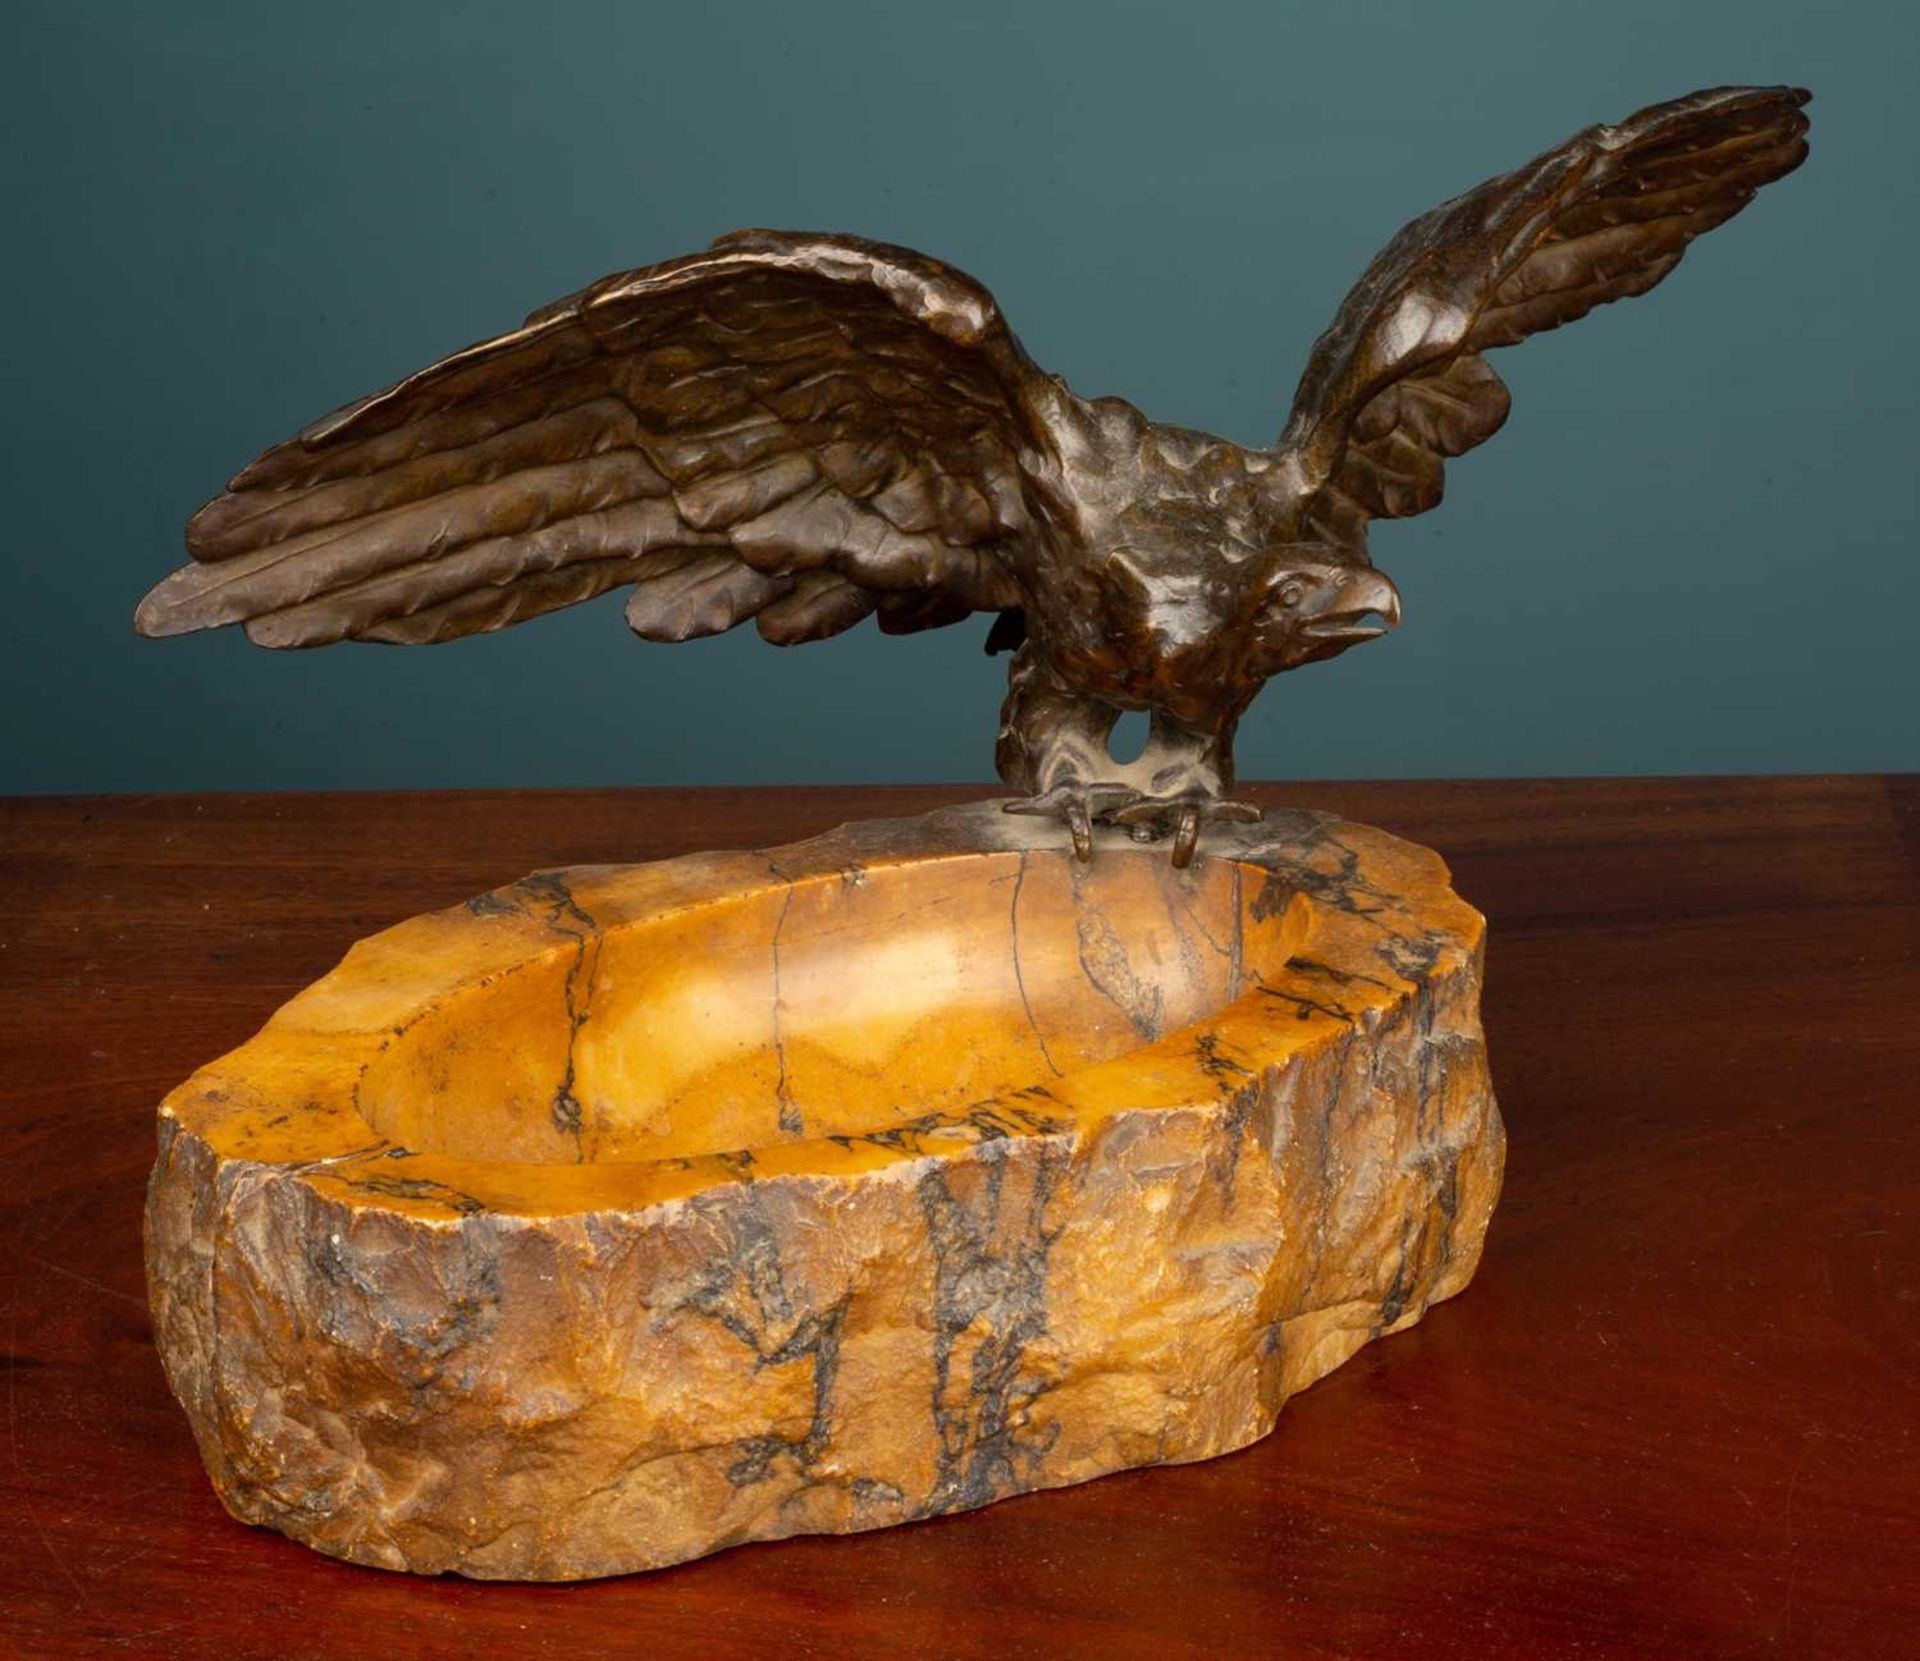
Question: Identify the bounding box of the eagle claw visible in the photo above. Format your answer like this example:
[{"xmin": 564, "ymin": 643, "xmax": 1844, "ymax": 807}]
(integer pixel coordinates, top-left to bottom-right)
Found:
[
  {"xmin": 1003, "ymin": 783, "xmax": 1139, "ymax": 861},
  {"xmin": 1004, "ymin": 785, "xmax": 1260, "ymax": 868},
  {"xmin": 1112, "ymin": 793, "xmax": 1262, "ymax": 868}
]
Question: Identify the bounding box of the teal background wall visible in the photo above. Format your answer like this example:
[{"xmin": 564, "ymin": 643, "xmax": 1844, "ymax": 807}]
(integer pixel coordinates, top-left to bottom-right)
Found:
[{"xmin": 3, "ymin": 0, "xmax": 1913, "ymax": 793}]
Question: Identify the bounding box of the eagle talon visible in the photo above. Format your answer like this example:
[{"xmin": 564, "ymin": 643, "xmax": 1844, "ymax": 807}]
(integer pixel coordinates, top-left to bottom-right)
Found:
[
  {"xmin": 1002, "ymin": 788, "xmax": 1266, "ymax": 866},
  {"xmin": 1172, "ymin": 804, "xmax": 1201, "ymax": 869},
  {"xmin": 1067, "ymin": 800, "xmax": 1092, "ymax": 861},
  {"xmin": 1111, "ymin": 793, "xmax": 1263, "ymax": 868},
  {"xmin": 1003, "ymin": 783, "xmax": 1140, "ymax": 861}
]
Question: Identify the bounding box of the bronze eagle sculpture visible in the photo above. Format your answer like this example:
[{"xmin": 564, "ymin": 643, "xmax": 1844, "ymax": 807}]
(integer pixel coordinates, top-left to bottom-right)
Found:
[{"xmin": 138, "ymin": 86, "xmax": 1809, "ymax": 866}]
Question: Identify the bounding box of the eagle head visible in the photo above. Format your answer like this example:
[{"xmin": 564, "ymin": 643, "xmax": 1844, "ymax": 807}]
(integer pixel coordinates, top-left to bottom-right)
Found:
[{"xmin": 1247, "ymin": 555, "xmax": 1402, "ymax": 673}]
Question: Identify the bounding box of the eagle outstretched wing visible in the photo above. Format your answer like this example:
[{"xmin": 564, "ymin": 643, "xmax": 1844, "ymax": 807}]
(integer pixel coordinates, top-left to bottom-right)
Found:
[
  {"xmin": 136, "ymin": 231, "xmax": 1063, "ymax": 650},
  {"xmin": 1277, "ymin": 86, "xmax": 1811, "ymax": 555}
]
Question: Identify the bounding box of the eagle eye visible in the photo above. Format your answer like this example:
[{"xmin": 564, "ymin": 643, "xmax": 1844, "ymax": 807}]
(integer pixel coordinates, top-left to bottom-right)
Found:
[{"xmin": 1277, "ymin": 580, "xmax": 1306, "ymax": 609}]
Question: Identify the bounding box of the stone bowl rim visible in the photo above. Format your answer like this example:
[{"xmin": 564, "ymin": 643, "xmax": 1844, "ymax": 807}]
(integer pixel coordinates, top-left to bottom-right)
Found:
[{"xmin": 152, "ymin": 801, "xmax": 1484, "ymax": 1225}]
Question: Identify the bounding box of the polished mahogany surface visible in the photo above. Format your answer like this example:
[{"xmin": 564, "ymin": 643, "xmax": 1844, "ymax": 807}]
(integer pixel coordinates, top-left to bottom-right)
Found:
[{"xmin": 2, "ymin": 776, "xmax": 1912, "ymax": 1659}]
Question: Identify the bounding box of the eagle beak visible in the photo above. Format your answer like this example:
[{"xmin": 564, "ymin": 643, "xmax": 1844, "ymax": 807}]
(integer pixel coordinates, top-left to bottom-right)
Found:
[{"xmin": 1306, "ymin": 568, "xmax": 1402, "ymax": 642}]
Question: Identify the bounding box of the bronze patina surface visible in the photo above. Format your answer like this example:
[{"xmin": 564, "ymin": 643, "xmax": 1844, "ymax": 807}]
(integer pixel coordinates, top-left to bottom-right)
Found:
[
  {"xmin": 145, "ymin": 802, "xmax": 1502, "ymax": 1579},
  {"xmin": 132, "ymin": 85, "xmax": 1810, "ymax": 1581},
  {"xmin": 136, "ymin": 88, "xmax": 1809, "ymax": 866}
]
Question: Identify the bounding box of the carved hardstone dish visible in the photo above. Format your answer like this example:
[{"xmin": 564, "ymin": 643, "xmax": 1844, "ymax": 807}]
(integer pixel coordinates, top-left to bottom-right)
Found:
[
  {"xmin": 146, "ymin": 803, "xmax": 1502, "ymax": 1579},
  {"xmin": 136, "ymin": 84, "xmax": 1809, "ymax": 1577}
]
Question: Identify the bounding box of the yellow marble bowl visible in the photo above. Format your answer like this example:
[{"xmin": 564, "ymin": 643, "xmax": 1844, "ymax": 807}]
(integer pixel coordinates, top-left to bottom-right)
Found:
[{"xmin": 146, "ymin": 802, "xmax": 1503, "ymax": 1578}]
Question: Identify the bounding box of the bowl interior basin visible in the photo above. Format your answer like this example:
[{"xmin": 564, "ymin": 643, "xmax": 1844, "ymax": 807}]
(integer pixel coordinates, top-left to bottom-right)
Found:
[{"xmin": 355, "ymin": 847, "xmax": 1301, "ymax": 1165}]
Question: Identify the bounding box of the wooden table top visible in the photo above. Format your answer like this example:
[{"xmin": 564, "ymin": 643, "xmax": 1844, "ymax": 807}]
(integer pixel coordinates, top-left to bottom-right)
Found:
[{"xmin": 2, "ymin": 777, "xmax": 1914, "ymax": 1660}]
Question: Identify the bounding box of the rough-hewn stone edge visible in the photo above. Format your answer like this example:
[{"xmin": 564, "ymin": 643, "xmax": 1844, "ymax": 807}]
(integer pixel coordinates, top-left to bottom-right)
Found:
[{"xmin": 145, "ymin": 924, "xmax": 1502, "ymax": 1579}]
